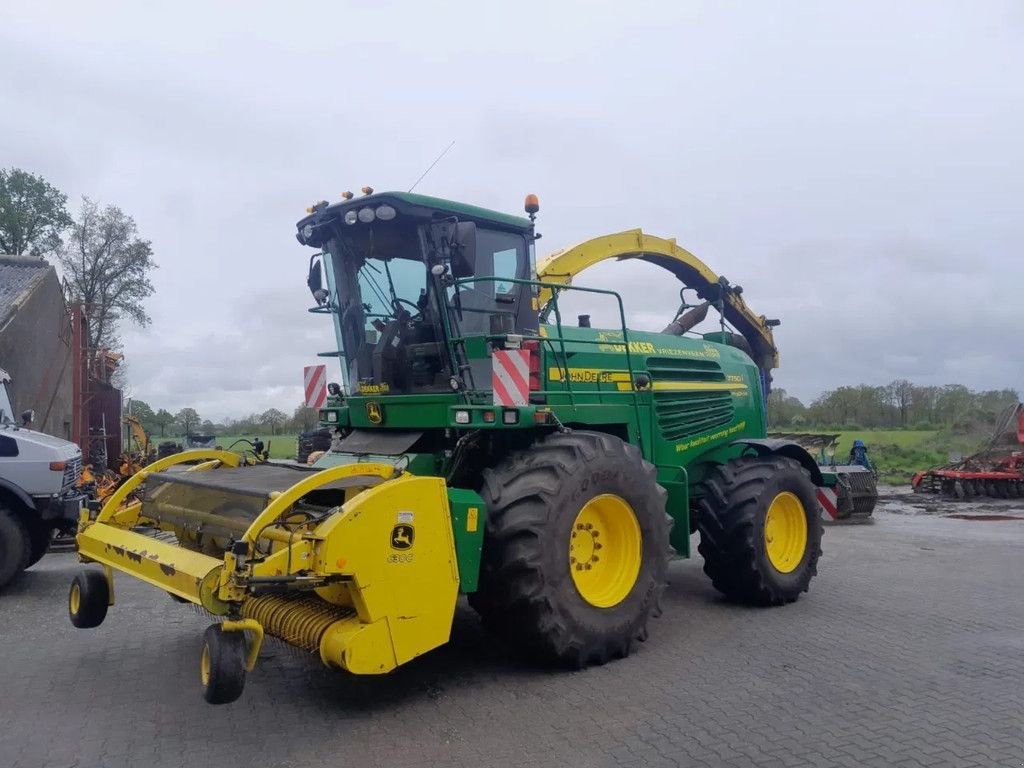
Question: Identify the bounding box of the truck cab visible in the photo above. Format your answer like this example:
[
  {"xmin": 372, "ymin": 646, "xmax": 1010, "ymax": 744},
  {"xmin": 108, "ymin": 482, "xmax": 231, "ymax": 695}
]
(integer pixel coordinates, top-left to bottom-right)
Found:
[{"xmin": 0, "ymin": 367, "xmax": 85, "ymax": 588}]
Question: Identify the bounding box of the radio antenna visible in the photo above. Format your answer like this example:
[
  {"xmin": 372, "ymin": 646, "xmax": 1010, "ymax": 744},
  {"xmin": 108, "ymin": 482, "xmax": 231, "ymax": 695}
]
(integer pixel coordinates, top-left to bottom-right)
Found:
[{"xmin": 408, "ymin": 140, "xmax": 456, "ymax": 192}]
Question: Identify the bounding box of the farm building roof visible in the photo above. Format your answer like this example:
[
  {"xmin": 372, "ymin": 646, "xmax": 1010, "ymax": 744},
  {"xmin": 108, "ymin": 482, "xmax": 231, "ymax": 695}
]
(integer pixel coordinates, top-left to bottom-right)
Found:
[{"xmin": 0, "ymin": 255, "xmax": 56, "ymax": 332}]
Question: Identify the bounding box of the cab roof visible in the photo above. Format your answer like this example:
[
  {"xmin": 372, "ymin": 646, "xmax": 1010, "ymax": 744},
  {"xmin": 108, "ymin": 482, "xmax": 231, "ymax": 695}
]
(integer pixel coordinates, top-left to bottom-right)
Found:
[{"xmin": 297, "ymin": 191, "xmax": 533, "ymax": 247}]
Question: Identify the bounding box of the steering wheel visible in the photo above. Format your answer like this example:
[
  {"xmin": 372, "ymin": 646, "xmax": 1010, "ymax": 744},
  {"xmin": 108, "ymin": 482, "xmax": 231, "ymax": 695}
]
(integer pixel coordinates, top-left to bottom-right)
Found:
[{"xmin": 393, "ymin": 298, "xmax": 422, "ymax": 320}]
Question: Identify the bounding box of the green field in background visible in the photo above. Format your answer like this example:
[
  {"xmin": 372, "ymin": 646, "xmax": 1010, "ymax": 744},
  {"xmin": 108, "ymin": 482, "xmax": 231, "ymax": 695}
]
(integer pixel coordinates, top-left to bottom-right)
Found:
[
  {"xmin": 782, "ymin": 429, "xmax": 984, "ymax": 484},
  {"xmin": 214, "ymin": 435, "xmax": 297, "ymax": 460}
]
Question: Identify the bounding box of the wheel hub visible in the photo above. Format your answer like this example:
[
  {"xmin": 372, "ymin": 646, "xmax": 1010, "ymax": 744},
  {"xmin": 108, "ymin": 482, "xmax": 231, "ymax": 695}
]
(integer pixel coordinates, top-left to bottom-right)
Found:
[
  {"xmin": 569, "ymin": 494, "xmax": 642, "ymax": 608},
  {"xmin": 764, "ymin": 491, "xmax": 808, "ymax": 574}
]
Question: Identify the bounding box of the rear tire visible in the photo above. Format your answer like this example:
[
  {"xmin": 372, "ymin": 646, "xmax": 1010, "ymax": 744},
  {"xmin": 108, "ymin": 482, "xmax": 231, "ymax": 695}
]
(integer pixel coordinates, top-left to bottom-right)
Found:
[
  {"xmin": 469, "ymin": 430, "xmax": 672, "ymax": 667},
  {"xmin": 69, "ymin": 570, "xmax": 109, "ymax": 628},
  {"xmin": 697, "ymin": 455, "xmax": 822, "ymax": 606},
  {"xmin": 201, "ymin": 624, "xmax": 247, "ymax": 705},
  {"xmin": 0, "ymin": 509, "xmax": 28, "ymax": 590}
]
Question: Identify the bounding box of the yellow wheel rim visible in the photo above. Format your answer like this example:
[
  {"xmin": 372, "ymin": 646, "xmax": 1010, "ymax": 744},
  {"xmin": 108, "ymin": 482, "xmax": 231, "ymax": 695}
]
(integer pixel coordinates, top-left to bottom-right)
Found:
[
  {"xmin": 201, "ymin": 643, "xmax": 211, "ymax": 686},
  {"xmin": 69, "ymin": 583, "xmax": 81, "ymax": 615},
  {"xmin": 569, "ymin": 494, "xmax": 642, "ymax": 608},
  {"xmin": 764, "ymin": 491, "xmax": 808, "ymax": 574}
]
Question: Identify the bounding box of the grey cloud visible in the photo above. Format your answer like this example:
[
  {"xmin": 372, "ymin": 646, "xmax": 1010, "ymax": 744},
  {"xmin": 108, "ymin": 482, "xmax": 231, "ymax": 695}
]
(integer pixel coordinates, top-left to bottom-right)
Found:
[{"xmin": 2, "ymin": 1, "xmax": 1021, "ymax": 417}]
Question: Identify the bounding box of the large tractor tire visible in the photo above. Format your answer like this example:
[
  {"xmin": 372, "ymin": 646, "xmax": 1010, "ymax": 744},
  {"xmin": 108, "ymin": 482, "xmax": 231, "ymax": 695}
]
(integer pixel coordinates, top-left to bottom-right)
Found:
[
  {"xmin": 469, "ymin": 430, "xmax": 672, "ymax": 667},
  {"xmin": 697, "ymin": 455, "xmax": 822, "ymax": 606},
  {"xmin": 0, "ymin": 508, "xmax": 28, "ymax": 590}
]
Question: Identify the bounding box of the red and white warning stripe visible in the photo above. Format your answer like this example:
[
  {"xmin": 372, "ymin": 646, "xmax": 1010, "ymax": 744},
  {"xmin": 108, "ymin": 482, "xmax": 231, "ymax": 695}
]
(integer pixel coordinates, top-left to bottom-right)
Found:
[
  {"xmin": 304, "ymin": 365, "xmax": 327, "ymax": 408},
  {"xmin": 816, "ymin": 487, "xmax": 839, "ymax": 521},
  {"xmin": 492, "ymin": 350, "xmax": 530, "ymax": 406}
]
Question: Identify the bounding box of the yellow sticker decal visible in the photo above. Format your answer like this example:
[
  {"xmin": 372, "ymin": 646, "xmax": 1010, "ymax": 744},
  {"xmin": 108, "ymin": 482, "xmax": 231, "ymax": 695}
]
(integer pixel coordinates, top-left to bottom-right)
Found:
[
  {"xmin": 366, "ymin": 401, "xmax": 383, "ymax": 424},
  {"xmin": 467, "ymin": 507, "xmax": 479, "ymax": 533},
  {"xmin": 390, "ymin": 524, "xmax": 414, "ymax": 550}
]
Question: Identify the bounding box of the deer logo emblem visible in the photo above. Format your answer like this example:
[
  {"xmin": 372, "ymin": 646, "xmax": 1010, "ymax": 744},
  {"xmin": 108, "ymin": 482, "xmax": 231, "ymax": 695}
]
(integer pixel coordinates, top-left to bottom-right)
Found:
[{"xmin": 390, "ymin": 524, "xmax": 414, "ymax": 550}]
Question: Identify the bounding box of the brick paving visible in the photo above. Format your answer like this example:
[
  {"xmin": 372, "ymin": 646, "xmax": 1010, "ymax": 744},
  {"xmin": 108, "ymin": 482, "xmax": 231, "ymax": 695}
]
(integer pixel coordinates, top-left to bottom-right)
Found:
[{"xmin": 1, "ymin": 508, "xmax": 1022, "ymax": 767}]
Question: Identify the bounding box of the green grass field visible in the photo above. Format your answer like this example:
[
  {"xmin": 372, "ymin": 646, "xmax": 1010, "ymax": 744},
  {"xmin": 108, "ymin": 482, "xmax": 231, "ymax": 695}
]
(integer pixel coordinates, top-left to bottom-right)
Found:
[
  {"xmin": 787, "ymin": 429, "xmax": 984, "ymax": 484},
  {"xmin": 212, "ymin": 435, "xmax": 298, "ymax": 460}
]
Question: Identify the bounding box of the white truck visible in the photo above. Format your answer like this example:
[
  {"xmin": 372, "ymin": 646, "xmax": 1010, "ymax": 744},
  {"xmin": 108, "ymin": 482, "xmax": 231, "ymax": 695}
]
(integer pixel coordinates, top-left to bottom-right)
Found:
[{"xmin": 0, "ymin": 368, "xmax": 85, "ymax": 589}]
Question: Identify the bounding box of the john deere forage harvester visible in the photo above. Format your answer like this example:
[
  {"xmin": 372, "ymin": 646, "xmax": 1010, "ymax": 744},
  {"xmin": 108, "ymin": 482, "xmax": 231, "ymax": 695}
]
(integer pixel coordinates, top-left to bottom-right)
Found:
[{"xmin": 68, "ymin": 191, "xmax": 825, "ymax": 703}]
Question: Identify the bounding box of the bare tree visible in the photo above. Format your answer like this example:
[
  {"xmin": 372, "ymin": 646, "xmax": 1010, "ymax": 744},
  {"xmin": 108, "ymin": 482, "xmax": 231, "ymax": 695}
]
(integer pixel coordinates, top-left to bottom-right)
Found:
[
  {"xmin": 260, "ymin": 408, "xmax": 288, "ymax": 435},
  {"xmin": 0, "ymin": 168, "xmax": 72, "ymax": 257},
  {"xmin": 59, "ymin": 198, "xmax": 157, "ymax": 371},
  {"xmin": 889, "ymin": 379, "xmax": 914, "ymax": 427}
]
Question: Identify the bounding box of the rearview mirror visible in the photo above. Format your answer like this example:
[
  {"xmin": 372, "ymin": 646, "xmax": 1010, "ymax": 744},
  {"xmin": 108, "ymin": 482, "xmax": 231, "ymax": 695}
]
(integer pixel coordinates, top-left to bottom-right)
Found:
[{"xmin": 451, "ymin": 222, "xmax": 476, "ymax": 278}]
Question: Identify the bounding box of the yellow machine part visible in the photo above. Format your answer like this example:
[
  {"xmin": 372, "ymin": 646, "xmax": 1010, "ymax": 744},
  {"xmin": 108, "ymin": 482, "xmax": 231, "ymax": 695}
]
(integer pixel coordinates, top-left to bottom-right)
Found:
[
  {"xmin": 536, "ymin": 228, "xmax": 780, "ymax": 370},
  {"xmin": 310, "ymin": 474, "xmax": 460, "ymax": 674},
  {"xmin": 77, "ymin": 450, "xmax": 461, "ymax": 676}
]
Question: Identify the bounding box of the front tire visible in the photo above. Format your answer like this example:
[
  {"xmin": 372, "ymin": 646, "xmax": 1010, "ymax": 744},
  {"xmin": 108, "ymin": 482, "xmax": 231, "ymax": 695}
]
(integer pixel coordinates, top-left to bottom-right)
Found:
[
  {"xmin": 0, "ymin": 510, "xmax": 28, "ymax": 590},
  {"xmin": 697, "ymin": 455, "xmax": 822, "ymax": 606},
  {"xmin": 24, "ymin": 520, "xmax": 53, "ymax": 569},
  {"xmin": 469, "ymin": 430, "xmax": 672, "ymax": 667}
]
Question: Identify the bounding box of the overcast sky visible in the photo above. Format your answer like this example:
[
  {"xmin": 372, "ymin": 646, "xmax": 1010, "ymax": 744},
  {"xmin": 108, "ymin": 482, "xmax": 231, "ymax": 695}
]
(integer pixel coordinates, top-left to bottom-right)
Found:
[{"xmin": 3, "ymin": 1, "xmax": 1021, "ymax": 420}]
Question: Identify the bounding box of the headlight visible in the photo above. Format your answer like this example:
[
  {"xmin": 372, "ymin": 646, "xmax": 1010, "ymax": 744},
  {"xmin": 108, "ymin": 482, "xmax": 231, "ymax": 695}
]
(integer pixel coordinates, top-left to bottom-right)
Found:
[
  {"xmin": 357, "ymin": 207, "xmax": 375, "ymax": 223},
  {"xmin": 344, "ymin": 210, "xmax": 358, "ymax": 225},
  {"xmin": 376, "ymin": 204, "xmax": 396, "ymax": 221},
  {"xmin": 327, "ymin": 411, "xmax": 339, "ymax": 423},
  {"xmin": 454, "ymin": 410, "xmax": 470, "ymax": 424},
  {"xmin": 302, "ymin": 223, "xmax": 314, "ymax": 240}
]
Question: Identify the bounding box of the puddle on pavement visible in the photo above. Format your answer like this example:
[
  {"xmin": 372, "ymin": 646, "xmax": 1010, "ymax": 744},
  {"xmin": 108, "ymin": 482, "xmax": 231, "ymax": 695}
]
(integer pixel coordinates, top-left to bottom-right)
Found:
[{"xmin": 876, "ymin": 484, "xmax": 1024, "ymax": 519}]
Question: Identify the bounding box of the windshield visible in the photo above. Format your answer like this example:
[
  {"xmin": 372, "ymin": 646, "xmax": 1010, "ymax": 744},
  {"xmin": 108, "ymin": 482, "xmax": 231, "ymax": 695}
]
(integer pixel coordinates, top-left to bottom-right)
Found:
[
  {"xmin": 323, "ymin": 219, "xmax": 534, "ymax": 396},
  {"xmin": 0, "ymin": 383, "xmax": 13, "ymax": 424},
  {"xmin": 327, "ymin": 221, "xmax": 448, "ymax": 394}
]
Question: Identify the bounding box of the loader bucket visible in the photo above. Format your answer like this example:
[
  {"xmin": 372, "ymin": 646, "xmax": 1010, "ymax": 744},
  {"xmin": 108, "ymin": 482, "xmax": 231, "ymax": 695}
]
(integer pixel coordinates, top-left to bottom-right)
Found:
[{"xmin": 71, "ymin": 450, "xmax": 465, "ymax": 703}]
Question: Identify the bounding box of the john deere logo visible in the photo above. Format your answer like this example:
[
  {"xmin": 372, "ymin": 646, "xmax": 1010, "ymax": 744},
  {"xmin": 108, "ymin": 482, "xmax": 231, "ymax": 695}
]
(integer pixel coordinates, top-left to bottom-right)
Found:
[
  {"xmin": 390, "ymin": 524, "xmax": 414, "ymax": 550},
  {"xmin": 366, "ymin": 401, "xmax": 383, "ymax": 424}
]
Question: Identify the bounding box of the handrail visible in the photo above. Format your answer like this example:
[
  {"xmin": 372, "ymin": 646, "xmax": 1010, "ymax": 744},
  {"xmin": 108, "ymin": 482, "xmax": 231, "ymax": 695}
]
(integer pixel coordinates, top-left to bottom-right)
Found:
[{"xmin": 450, "ymin": 276, "xmax": 644, "ymax": 446}]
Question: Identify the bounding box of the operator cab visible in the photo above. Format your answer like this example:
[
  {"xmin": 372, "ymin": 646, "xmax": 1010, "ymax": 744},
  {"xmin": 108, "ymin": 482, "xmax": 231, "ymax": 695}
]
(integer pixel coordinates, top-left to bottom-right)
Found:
[{"xmin": 298, "ymin": 192, "xmax": 536, "ymax": 395}]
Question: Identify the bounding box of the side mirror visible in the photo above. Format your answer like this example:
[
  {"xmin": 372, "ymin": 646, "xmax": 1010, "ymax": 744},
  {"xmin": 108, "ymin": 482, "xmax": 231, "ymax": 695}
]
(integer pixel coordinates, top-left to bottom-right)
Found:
[
  {"xmin": 307, "ymin": 256, "xmax": 327, "ymax": 305},
  {"xmin": 21, "ymin": 409, "xmax": 34, "ymax": 427},
  {"xmin": 451, "ymin": 222, "xmax": 476, "ymax": 278}
]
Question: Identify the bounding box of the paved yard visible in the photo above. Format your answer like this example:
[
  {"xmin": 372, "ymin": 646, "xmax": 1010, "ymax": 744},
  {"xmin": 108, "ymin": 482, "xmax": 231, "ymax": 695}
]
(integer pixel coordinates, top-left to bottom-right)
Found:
[{"xmin": 2, "ymin": 504, "xmax": 1023, "ymax": 768}]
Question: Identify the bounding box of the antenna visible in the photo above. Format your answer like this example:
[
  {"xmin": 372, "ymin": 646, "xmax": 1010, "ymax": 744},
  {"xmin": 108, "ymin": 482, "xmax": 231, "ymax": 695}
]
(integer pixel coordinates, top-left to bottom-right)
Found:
[{"xmin": 408, "ymin": 141, "xmax": 456, "ymax": 192}]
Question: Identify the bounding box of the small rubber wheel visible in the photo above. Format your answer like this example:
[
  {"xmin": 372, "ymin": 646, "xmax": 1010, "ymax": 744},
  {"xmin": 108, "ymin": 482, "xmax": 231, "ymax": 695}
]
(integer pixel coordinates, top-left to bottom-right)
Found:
[
  {"xmin": 201, "ymin": 624, "xmax": 247, "ymax": 705},
  {"xmin": 69, "ymin": 570, "xmax": 110, "ymax": 628}
]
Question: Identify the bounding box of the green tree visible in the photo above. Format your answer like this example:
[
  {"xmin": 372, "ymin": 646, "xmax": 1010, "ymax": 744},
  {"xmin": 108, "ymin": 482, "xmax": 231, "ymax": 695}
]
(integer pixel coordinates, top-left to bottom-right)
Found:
[
  {"xmin": 259, "ymin": 408, "xmax": 287, "ymax": 435},
  {"xmin": 767, "ymin": 388, "xmax": 807, "ymax": 428},
  {"xmin": 175, "ymin": 408, "xmax": 201, "ymax": 437},
  {"xmin": 59, "ymin": 198, "xmax": 157, "ymax": 372},
  {"xmin": 126, "ymin": 399, "xmax": 156, "ymax": 434},
  {"xmin": 153, "ymin": 408, "xmax": 175, "ymax": 437},
  {"xmin": 291, "ymin": 403, "xmax": 318, "ymax": 432},
  {"xmin": 0, "ymin": 168, "xmax": 72, "ymax": 257}
]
